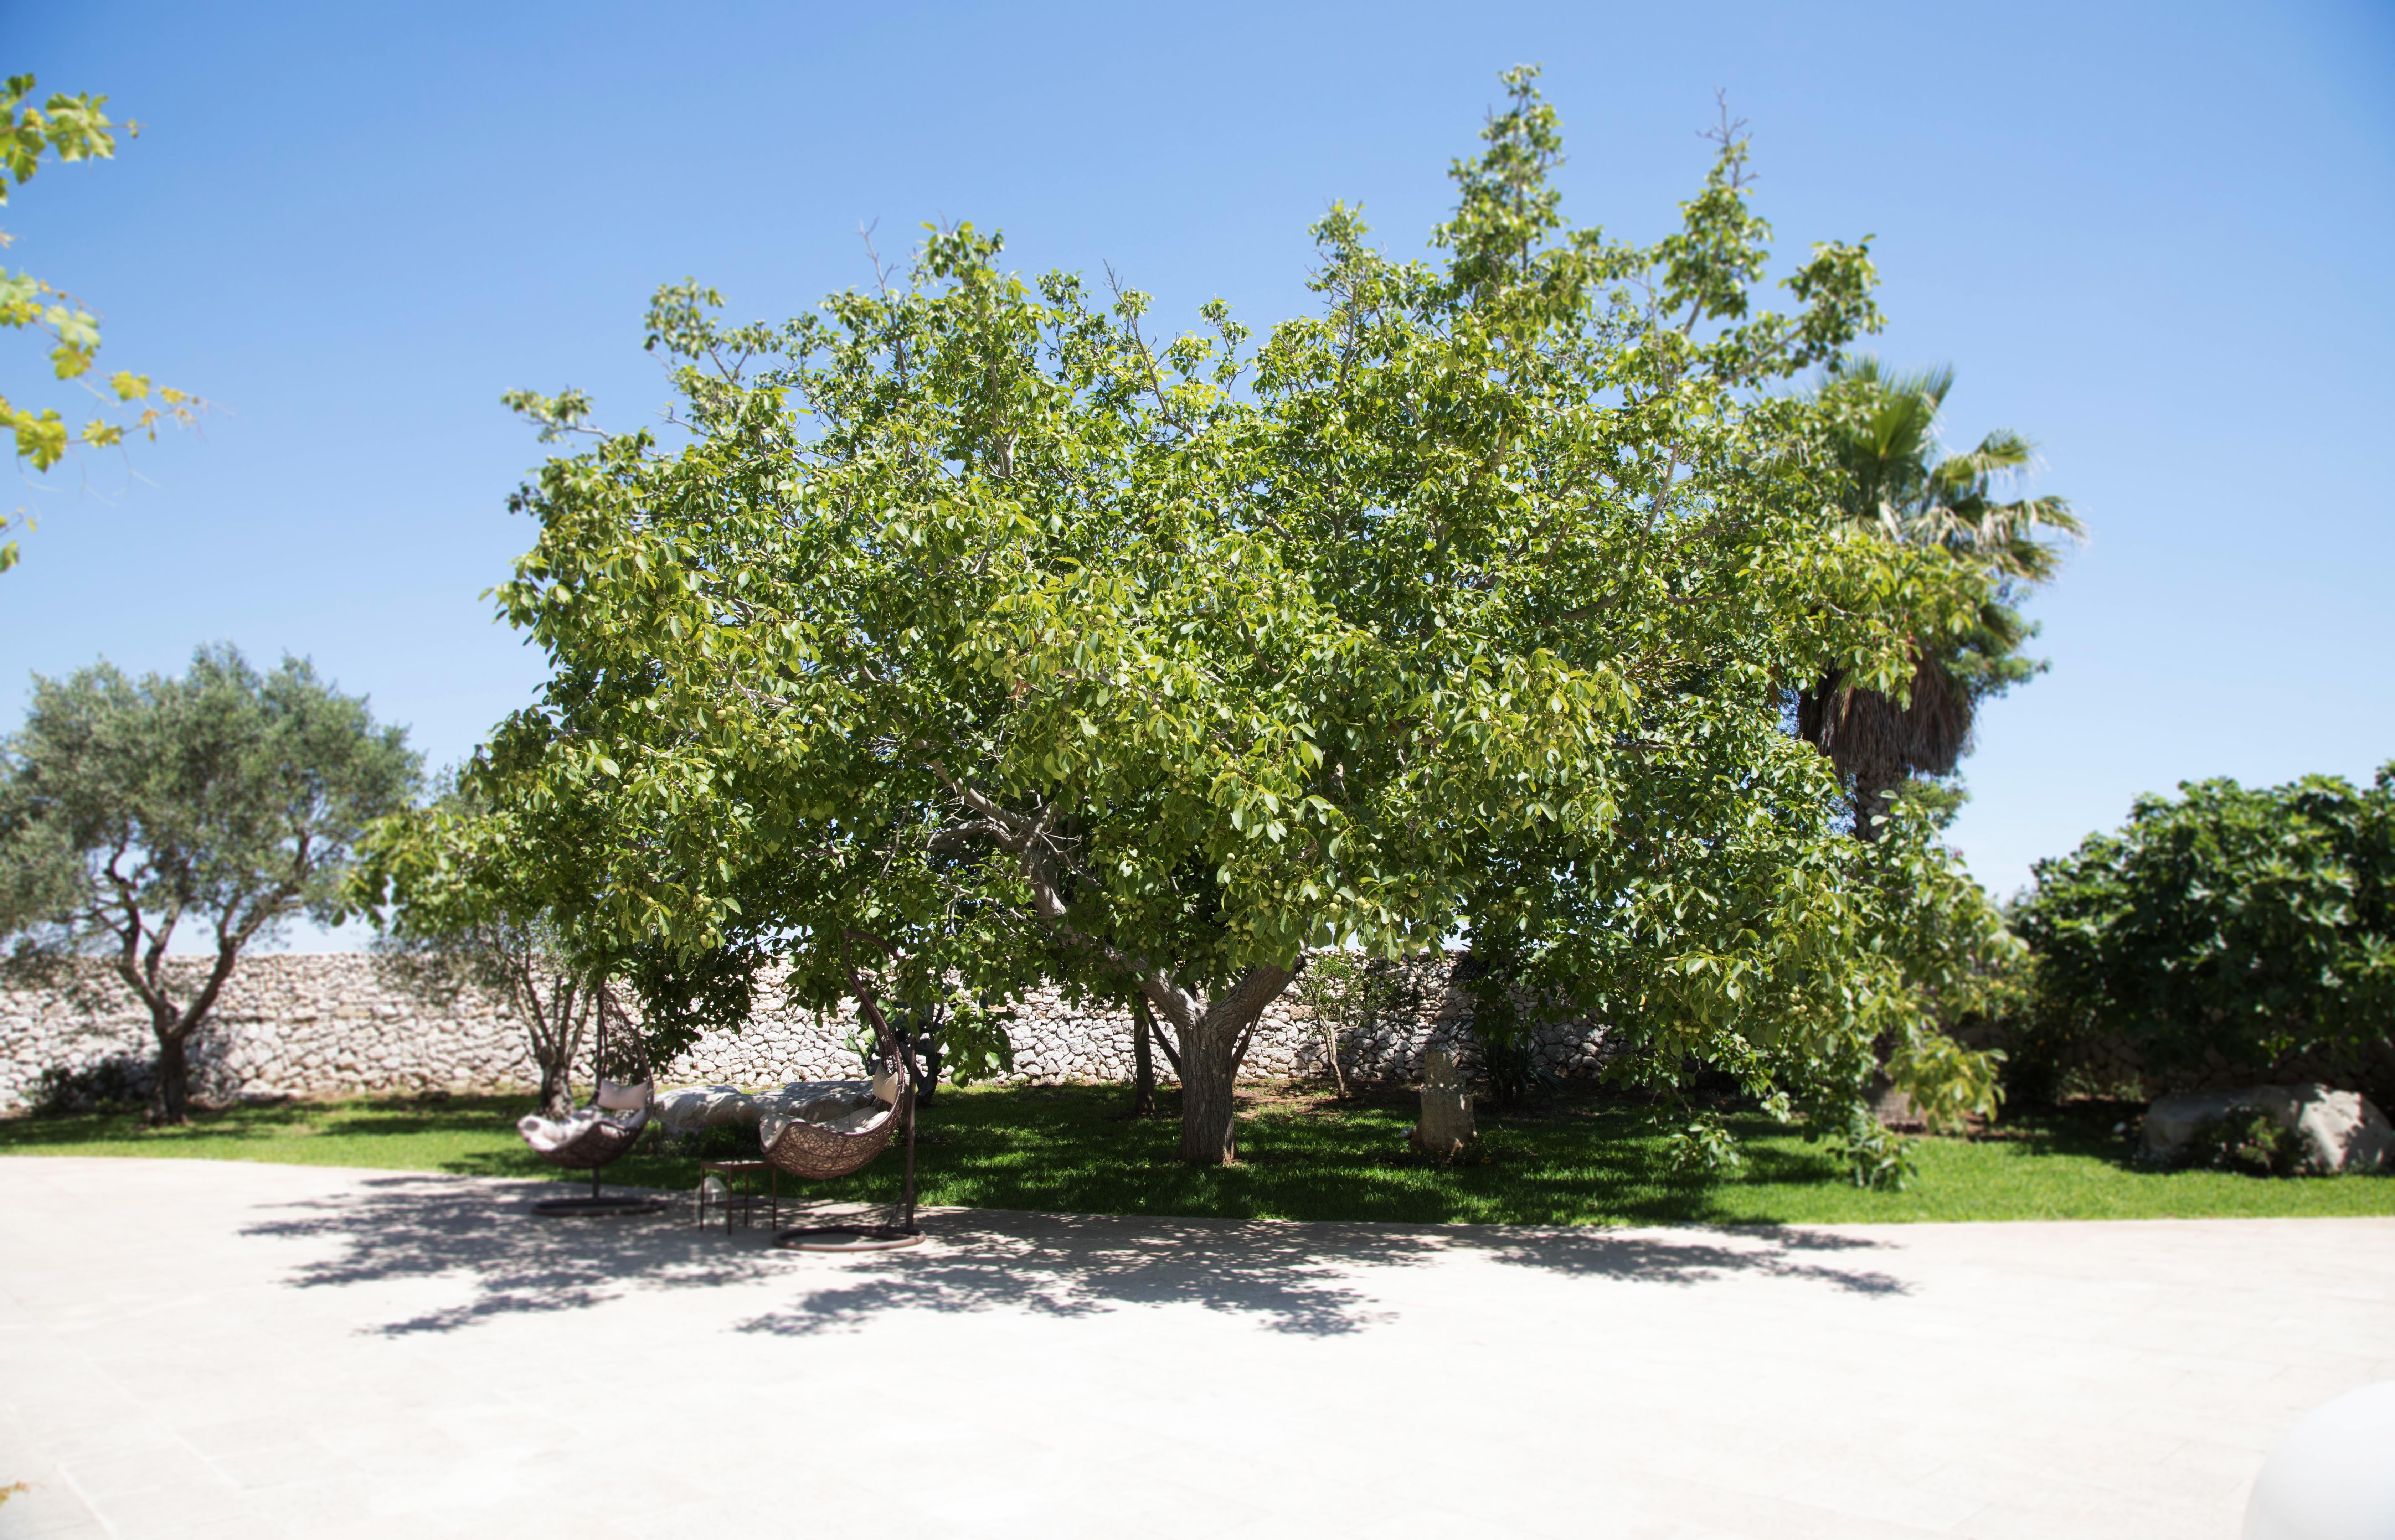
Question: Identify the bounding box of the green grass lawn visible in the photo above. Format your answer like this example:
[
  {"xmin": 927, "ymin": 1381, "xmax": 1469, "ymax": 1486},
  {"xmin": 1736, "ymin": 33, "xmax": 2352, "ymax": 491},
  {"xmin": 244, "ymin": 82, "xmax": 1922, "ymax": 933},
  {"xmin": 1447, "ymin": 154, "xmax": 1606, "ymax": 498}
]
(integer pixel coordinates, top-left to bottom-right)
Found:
[{"xmin": 4, "ymin": 1082, "xmax": 2390, "ymax": 1226}]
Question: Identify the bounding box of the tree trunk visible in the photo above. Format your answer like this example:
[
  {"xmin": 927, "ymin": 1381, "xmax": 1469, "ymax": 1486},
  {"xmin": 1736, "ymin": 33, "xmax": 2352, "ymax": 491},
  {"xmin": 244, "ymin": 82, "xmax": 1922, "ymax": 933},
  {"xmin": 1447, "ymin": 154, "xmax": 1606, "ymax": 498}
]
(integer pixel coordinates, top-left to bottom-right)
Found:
[
  {"xmin": 1408, "ymin": 1044, "xmax": 1476, "ymax": 1158},
  {"xmin": 1129, "ymin": 998, "xmax": 1158, "ymax": 1118},
  {"xmin": 525, "ymin": 1000, "xmax": 578, "ymax": 1119},
  {"xmin": 979, "ymin": 791, "xmax": 1293, "ymax": 1159},
  {"xmin": 1852, "ymin": 772, "xmax": 1896, "ymax": 842},
  {"xmin": 536, "ymin": 1053, "xmax": 575, "ymax": 1120},
  {"xmin": 516, "ymin": 968, "xmax": 586, "ymax": 1119},
  {"xmin": 1158, "ymin": 963, "xmax": 1296, "ymax": 1164},
  {"xmin": 123, "ymin": 937, "xmax": 243, "ymax": 1127},
  {"xmin": 150, "ymin": 1027, "xmax": 191, "ymax": 1125},
  {"xmin": 1176, "ymin": 1025, "xmax": 1242, "ymax": 1163}
]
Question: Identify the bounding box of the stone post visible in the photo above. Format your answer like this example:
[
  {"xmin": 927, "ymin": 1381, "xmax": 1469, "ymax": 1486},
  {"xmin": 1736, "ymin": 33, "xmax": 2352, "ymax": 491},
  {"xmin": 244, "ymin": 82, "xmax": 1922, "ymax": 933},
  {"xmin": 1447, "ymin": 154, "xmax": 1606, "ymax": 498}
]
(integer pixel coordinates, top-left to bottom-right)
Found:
[{"xmin": 1408, "ymin": 1044, "xmax": 1476, "ymax": 1159}]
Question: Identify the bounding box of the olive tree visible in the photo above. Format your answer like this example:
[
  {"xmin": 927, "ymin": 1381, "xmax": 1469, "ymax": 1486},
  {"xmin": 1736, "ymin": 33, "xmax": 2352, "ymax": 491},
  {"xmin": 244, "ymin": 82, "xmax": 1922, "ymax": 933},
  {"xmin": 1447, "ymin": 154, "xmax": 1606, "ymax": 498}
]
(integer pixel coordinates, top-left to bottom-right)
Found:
[
  {"xmin": 354, "ymin": 776, "xmax": 620, "ymax": 1119},
  {"xmin": 0, "ymin": 646, "xmax": 420, "ymax": 1121},
  {"xmin": 482, "ymin": 72, "xmax": 2003, "ymax": 1165}
]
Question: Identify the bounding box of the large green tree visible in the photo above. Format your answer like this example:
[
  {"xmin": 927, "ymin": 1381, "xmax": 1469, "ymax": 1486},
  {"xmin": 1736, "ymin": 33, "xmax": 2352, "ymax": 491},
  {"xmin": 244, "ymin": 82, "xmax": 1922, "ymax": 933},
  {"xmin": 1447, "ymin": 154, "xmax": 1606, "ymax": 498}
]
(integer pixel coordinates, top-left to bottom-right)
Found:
[
  {"xmin": 0, "ymin": 646, "xmax": 420, "ymax": 1121},
  {"xmin": 469, "ymin": 72, "xmax": 2004, "ymax": 1164},
  {"xmin": 1795, "ymin": 357, "xmax": 2082, "ymax": 836},
  {"xmin": 2, "ymin": 73, "xmax": 200, "ymax": 570}
]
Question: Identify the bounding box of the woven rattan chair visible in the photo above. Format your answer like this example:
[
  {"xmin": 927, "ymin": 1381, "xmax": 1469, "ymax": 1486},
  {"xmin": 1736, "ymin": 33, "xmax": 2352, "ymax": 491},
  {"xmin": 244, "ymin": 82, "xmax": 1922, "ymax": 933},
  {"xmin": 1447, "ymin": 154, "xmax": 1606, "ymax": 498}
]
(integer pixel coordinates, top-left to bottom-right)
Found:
[
  {"xmin": 759, "ymin": 1087, "xmax": 904, "ymax": 1180},
  {"xmin": 523, "ymin": 989, "xmax": 661, "ymax": 1217},
  {"xmin": 761, "ymin": 1067, "xmax": 923, "ymax": 1251}
]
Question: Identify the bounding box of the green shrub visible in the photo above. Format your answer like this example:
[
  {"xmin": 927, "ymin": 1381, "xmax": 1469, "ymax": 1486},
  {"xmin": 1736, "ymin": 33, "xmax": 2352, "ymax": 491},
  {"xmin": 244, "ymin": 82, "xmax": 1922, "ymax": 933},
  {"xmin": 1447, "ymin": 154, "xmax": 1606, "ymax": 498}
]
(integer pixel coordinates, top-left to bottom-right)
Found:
[
  {"xmin": 644, "ymin": 1117, "xmax": 763, "ymax": 1162},
  {"xmin": 2184, "ymin": 1107, "xmax": 2302, "ymax": 1178},
  {"xmin": 2015, "ymin": 768, "xmax": 2395, "ymax": 1089},
  {"xmin": 29, "ymin": 1056, "xmax": 147, "ymax": 1116}
]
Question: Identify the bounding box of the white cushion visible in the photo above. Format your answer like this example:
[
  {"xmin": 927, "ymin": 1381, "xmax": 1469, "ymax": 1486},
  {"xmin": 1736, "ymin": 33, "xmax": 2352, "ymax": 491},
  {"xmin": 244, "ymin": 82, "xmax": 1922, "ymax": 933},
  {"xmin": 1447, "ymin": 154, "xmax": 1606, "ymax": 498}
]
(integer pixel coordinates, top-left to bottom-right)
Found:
[
  {"xmin": 755, "ymin": 1079, "xmax": 884, "ymax": 1147},
  {"xmin": 518, "ymin": 1111, "xmax": 601, "ymax": 1154},
  {"xmin": 594, "ymin": 1079, "xmax": 650, "ymax": 1111}
]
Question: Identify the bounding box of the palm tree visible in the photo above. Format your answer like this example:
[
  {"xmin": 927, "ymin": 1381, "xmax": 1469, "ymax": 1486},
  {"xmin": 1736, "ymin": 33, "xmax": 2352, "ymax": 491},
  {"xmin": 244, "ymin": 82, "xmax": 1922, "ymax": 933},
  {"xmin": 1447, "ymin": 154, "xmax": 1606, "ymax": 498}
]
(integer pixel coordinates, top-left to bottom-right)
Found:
[{"xmin": 1797, "ymin": 358, "xmax": 2084, "ymax": 838}]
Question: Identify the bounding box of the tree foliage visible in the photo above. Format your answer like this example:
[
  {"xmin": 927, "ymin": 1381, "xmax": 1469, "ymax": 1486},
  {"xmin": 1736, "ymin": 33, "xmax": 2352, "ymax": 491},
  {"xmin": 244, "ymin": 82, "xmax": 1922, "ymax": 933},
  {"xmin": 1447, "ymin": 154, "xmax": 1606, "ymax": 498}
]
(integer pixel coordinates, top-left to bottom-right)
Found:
[
  {"xmin": 1, "ymin": 73, "xmax": 202, "ymax": 570},
  {"xmin": 2016, "ymin": 769, "xmax": 2395, "ymax": 1085},
  {"xmin": 0, "ymin": 646, "xmax": 420, "ymax": 1121},
  {"xmin": 356, "ymin": 772, "xmax": 619, "ymax": 1118},
  {"xmin": 451, "ymin": 70, "xmax": 2013, "ymax": 1170},
  {"xmin": 1795, "ymin": 357, "xmax": 2081, "ymax": 836}
]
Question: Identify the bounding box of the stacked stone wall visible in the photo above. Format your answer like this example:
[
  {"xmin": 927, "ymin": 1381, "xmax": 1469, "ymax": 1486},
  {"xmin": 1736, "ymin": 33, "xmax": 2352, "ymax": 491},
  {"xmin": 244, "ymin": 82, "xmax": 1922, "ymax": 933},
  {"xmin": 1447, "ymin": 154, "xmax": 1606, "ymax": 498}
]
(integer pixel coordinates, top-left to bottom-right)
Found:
[
  {"xmin": 1, "ymin": 952, "xmax": 1616, "ymax": 1113},
  {"xmin": 2061, "ymin": 1032, "xmax": 2395, "ymax": 1106},
  {"xmin": 0, "ymin": 955, "xmax": 533, "ymax": 1112},
  {"xmin": 1953, "ymin": 1017, "xmax": 2395, "ymax": 1108}
]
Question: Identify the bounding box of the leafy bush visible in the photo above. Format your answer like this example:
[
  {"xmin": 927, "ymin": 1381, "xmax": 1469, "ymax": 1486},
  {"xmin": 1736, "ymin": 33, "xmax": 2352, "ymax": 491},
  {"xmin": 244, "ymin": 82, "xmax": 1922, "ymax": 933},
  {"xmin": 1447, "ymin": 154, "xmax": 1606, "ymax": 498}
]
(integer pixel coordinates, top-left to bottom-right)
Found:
[
  {"xmin": 1292, "ymin": 952, "xmax": 1425, "ymax": 1097},
  {"xmin": 1475, "ymin": 1025, "xmax": 1560, "ymax": 1109},
  {"xmin": 1450, "ymin": 950, "xmax": 1565, "ymax": 1110},
  {"xmin": 1467, "ymin": 788, "xmax": 2014, "ymax": 1189},
  {"xmin": 28, "ymin": 1055, "xmax": 147, "ymax": 1115},
  {"xmin": 1660, "ymin": 1107, "xmax": 1746, "ymax": 1176},
  {"xmin": 1884, "ymin": 1029, "xmax": 2005, "ymax": 1133},
  {"xmin": 2183, "ymin": 1107, "xmax": 2302, "ymax": 1178},
  {"xmin": 667, "ymin": 1119, "xmax": 764, "ymax": 1163},
  {"xmin": 2015, "ymin": 768, "xmax": 2395, "ymax": 1087}
]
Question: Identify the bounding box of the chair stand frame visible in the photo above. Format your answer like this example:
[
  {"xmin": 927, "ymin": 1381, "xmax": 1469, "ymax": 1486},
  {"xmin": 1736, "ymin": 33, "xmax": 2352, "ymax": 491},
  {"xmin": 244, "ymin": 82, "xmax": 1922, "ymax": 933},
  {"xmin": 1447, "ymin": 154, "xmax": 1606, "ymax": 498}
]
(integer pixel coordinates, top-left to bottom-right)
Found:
[
  {"xmin": 773, "ymin": 1082, "xmax": 924, "ymax": 1252},
  {"xmin": 533, "ymin": 1161, "xmax": 665, "ymax": 1218},
  {"xmin": 524, "ymin": 988, "xmax": 661, "ymax": 1219}
]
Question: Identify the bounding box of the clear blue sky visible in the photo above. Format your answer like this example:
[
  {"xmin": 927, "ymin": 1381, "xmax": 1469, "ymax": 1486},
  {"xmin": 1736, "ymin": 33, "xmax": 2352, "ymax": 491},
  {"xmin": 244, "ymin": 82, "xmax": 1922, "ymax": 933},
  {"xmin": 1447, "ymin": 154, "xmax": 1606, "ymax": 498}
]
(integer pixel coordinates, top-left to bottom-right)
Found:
[{"xmin": 6, "ymin": 0, "xmax": 2391, "ymax": 947}]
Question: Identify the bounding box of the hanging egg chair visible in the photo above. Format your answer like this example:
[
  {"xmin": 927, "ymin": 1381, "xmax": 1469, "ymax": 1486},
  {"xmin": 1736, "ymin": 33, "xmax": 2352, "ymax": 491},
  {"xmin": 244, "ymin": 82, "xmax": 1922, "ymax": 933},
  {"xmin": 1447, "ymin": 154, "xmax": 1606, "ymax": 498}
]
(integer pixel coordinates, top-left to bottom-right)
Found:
[
  {"xmin": 763, "ymin": 1063, "xmax": 925, "ymax": 1252},
  {"xmin": 519, "ymin": 988, "xmax": 664, "ymax": 1217}
]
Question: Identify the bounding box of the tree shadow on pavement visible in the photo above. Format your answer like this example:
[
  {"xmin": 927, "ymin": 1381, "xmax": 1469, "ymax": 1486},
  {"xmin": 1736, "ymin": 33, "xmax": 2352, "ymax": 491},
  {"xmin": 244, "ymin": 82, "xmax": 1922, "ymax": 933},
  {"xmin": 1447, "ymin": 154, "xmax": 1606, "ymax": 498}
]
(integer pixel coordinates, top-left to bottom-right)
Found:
[
  {"xmin": 735, "ymin": 1211, "xmax": 1910, "ymax": 1339},
  {"xmin": 240, "ymin": 1173, "xmax": 797, "ymax": 1336},
  {"xmin": 241, "ymin": 1177, "xmax": 1911, "ymax": 1342}
]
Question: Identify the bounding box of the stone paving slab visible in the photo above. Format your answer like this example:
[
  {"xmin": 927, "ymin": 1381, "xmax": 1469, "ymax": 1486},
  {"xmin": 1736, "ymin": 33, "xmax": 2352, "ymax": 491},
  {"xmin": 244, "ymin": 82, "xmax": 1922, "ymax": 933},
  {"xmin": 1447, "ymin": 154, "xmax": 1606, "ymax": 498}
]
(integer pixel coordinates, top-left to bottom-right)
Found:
[{"xmin": 0, "ymin": 1156, "xmax": 2389, "ymax": 1539}]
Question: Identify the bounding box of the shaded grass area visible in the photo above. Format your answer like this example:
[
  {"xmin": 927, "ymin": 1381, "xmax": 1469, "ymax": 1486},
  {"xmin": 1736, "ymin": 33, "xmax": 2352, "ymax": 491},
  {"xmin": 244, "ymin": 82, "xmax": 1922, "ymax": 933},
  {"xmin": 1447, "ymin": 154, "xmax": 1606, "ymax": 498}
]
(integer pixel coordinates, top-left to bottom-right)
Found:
[{"xmin": 3, "ymin": 1082, "xmax": 2390, "ymax": 1225}]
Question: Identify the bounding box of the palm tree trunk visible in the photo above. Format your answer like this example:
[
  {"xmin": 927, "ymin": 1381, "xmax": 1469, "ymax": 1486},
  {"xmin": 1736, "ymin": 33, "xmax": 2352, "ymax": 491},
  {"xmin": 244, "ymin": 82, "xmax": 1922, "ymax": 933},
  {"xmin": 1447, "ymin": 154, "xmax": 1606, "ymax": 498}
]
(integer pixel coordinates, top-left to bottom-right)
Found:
[{"xmin": 1852, "ymin": 771, "xmax": 1897, "ymax": 842}]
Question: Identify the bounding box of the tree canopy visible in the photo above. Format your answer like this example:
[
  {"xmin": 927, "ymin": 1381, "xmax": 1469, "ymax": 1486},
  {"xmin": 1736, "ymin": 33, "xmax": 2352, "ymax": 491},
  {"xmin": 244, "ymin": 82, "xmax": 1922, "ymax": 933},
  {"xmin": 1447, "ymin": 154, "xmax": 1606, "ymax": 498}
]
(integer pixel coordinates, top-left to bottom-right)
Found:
[
  {"xmin": 0, "ymin": 645, "xmax": 420, "ymax": 1120},
  {"xmin": 414, "ymin": 71, "xmax": 2015, "ymax": 1168},
  {"xmin": 1795, "ymin": 356, "xmax": 2081, "ymax": 835},
  {"xmin": 2016, "ymin": 768, "xmax": 2395, "ymax": 1085}
]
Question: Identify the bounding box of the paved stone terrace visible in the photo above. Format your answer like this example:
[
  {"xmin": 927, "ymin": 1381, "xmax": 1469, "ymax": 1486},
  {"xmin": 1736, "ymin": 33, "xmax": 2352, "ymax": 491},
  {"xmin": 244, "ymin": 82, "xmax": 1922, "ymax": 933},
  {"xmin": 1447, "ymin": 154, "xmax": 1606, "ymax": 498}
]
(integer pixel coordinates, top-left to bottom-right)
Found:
[{"xmin": 1, "ymin": 1157, "xmax": 2389, "ymax": 1539}]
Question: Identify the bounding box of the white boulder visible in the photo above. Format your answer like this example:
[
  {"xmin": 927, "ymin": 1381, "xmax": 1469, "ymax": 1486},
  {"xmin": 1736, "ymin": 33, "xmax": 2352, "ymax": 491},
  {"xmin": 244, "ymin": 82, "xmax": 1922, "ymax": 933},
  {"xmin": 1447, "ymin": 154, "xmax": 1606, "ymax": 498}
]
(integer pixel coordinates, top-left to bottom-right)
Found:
[
  {"xmin": 652, "ymin": 1084, "xmax": 762, "ymax": 1136},
  {"xmin": 2143, "ymin": 1083, "xmax": 2393, "ymax": 1174}
]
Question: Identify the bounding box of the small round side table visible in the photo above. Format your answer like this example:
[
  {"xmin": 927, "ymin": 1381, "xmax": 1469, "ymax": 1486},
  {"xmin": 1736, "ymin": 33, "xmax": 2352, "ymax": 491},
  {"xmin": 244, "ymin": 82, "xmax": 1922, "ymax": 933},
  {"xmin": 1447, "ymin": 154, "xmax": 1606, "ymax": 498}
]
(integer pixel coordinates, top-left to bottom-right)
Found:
[{"xmin": 696, "ymin": 1158, "xmax": 780, "ymax": 1231}]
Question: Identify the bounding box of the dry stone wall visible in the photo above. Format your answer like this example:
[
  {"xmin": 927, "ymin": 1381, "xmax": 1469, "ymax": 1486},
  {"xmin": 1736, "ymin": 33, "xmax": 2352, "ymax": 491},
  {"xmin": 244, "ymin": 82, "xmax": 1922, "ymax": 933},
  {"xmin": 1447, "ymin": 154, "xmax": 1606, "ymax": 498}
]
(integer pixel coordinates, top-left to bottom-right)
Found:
[
  {"xmin": 0, "ymin": 955, "xmax": 533, "ymax": 1112},
  {"xmin": 2, "ymin": 952, "xmax": 1617, "ymax": 1112},
  {"xmin": 2071, "ymin": 1033, "xmax": 2395, "ymax": 1107},
  {"xmin": 1956, "ymin": 1016, "xmax": 2395, "ymax": 1107}
]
